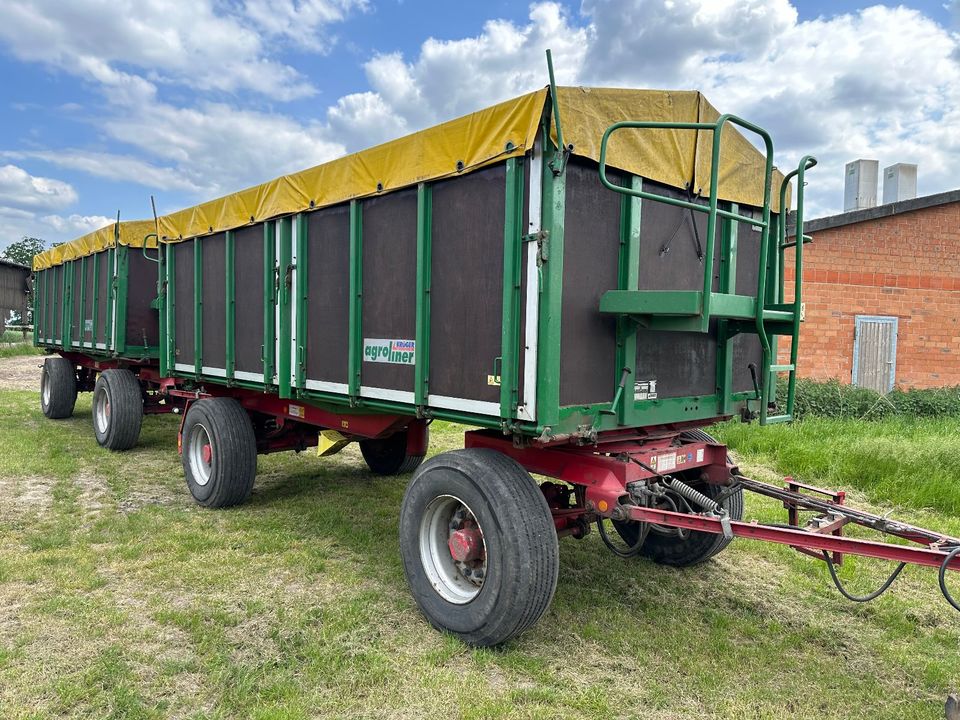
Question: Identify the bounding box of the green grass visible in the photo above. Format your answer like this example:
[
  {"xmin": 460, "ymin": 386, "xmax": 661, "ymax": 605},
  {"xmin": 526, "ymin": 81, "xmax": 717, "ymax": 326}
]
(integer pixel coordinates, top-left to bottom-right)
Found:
[
  {"xmin": 0, "ymin": 387, "xmax": 957, "ymax": 719},
  {"xmin": 0, "ymin": 342, "xmax": 41, "ymax": 358}
]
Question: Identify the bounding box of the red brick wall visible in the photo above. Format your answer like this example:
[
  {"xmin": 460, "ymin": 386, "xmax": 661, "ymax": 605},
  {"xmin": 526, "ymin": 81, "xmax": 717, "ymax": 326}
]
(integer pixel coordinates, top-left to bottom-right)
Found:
[{"xmin": 781, "ymin": 200, "xmax": 960, "ymax": 389}]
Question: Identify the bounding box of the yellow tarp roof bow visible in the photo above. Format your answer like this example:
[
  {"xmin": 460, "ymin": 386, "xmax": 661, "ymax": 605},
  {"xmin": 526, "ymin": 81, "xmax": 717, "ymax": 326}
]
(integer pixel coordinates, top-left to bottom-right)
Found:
[{"xmin": 36, "ymin": 86, "xmax": 788, "ymax": 269}]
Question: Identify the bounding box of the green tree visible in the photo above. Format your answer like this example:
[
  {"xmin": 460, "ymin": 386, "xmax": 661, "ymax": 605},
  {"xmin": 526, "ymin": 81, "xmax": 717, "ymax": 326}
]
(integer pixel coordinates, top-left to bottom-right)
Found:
[{"xmin": 2, "ymin": 236, "xmax": 45, "ymax": 325}]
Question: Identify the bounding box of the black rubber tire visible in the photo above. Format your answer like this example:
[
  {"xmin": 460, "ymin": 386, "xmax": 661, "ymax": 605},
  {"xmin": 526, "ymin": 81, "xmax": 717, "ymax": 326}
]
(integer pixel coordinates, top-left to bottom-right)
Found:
[
  {"xmin": 181, "ymin": 398, "xmax": 257, "ymax": 508},
  {"xmin": 360, "ymin": 426, "xmax": 427, "ymax": 475},
  {"xmin": 92, "ymin": 369, "xmax": 143, "ymax": 451},
  {"xmin": 399, "ymin": 449, "xmax": 559, "ymax": 647},
  {"xmin": 40, "ymin": 356, "xmax": 77, "ymax": 419},
  {"xmin": 614, "ymin": 428, "xmax": 744, "ymax": 567}
]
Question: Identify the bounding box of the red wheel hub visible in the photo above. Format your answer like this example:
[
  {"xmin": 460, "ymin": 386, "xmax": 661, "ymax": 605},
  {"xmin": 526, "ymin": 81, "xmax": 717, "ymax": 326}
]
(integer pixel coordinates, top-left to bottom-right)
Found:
[
  {"xmin": 201, "ymin": 444, "xmax": 212, "ymax": 464},
  {"xmin": 448, "ymin": 525, "xmax": 483, "ymax": 562}
]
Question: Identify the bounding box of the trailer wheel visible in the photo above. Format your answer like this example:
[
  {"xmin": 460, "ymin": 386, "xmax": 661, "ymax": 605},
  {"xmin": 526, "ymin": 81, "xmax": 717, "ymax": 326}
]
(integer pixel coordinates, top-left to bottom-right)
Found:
[
  {"xmin": 182, "ymin": 398, "xmax": 257, "ymax": 508},
  {"xmin": 360, "ymin": 426, "xmax": 427, "ymax": 475},
  {"xmin": 40, "ymin": 356, "xmax": 77, "ymax": 419},
  {"xmin": 399, "ymin": 449, "xmax": 559, "ymax": 647},
  {"xmin": 614, "ymin": 428, "xmax": 744, "ymax": 566},
  {"xmin": 92, "ymin": 369, "xmax": 143, "ymax": 451}
]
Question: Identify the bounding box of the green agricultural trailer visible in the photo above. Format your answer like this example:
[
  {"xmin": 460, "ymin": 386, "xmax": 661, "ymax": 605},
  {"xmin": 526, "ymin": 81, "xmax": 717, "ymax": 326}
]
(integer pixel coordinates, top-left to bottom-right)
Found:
[{"xmin": 33, "ymin": 60, "xmax": 960, "ymax": 645}]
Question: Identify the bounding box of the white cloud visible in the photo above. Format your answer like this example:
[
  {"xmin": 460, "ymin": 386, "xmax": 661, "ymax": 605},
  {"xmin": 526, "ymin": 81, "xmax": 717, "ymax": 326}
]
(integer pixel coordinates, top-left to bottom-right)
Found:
[
  {"xmin": 0, "ymin": 165, "xmax": 78, "ymax": 211},
  {"xmin": 325, "ymin": 1, "xmax": 960, "ymax": 217},
  {"xmin": 0, "ymin": 0, "xmax": 362, "ymax": 101},
  {"xmin": 244, "ymin": 0, "xmax": 367, "ymax": 51},
  {"xmin": 40, "ymin": 214, "xmax": 115, "ymax": 235}
]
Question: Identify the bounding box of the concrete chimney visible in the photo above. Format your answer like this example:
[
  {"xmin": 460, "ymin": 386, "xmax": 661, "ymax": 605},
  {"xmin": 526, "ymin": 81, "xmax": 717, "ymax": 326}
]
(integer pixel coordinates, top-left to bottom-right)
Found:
[
  {"xmin": 844, "ymin": 159, "xmax": 879, "ymax": 212},
  {"xmin": 882, "ymin": 163, "xmax": 917, "ymax": 204}
]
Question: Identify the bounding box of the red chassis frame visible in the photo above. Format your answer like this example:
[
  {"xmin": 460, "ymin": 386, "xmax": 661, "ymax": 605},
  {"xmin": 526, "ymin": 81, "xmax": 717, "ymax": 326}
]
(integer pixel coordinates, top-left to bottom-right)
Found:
[
  {"xmin": 61, "ymin": 354, "xmax": 960, "ymax": 586},
  {"xmin": 465, "ymin": 429, "xmax": 960, "ymax": 575}
]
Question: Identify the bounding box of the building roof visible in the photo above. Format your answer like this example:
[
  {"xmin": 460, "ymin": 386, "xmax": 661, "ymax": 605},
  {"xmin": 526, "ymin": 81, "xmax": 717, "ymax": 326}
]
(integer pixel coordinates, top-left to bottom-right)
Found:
[
  {"xmin": 801, "ymin": 188, "xmax": 960, "ymax": 234},
  {"xmin": 0, "ymin": 257, "xmax": 30, "ymax": 272}
]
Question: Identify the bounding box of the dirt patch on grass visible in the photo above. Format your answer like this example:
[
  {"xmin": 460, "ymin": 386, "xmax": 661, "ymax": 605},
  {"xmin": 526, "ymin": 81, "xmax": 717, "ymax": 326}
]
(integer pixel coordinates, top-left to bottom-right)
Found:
[
  {"xmin": 0, "ymin": 353, "xmax": 42, "ymax": 391},
  {"xmin": 0, "ymin": 475, "xmax": 55, "ymax": 515}
]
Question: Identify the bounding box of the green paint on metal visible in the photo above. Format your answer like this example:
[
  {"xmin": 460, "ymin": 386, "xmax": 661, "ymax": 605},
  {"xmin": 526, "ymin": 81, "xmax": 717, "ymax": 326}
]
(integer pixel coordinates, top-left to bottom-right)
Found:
[
  {"xmin": 225, "ymin": 230, "xmax": 236, "ymax": 380},
  {"xmin": 114, "ymin": 247, "xmax": 128, "ymax": 354},
  {"xmin": 193, "ymin": 237, "xmax": 202, "ymax": 376},
  {"xmin": 164, "ymin": 243, "xmax": 175, "ymax": 373},
  {"xmin": 348, "ymin": 200, "xmax": 363, "ymax": 401},
  {"xmin": 78, "ymin": 256, "xmax": 87, "ymax": 346},
  {"xmin": 91, "ymin": 253, "xmax": 100, "ymax": 348},
  {"xmin": 600, "ymin": 290, "xmax": 703, "ymax": 317},
  {"xmin": 499, "ymin": 157, "xmax": 524, "ymax": 418},
  {"xmin": 105, "ymin": 248, "xmax": 115, "ymax": 352},
  {"xmin": 535, "ymin": 124, "xmax": 566, "ymax": 428},
  {"xmin": 278, "ymin": 217, "xmax": 293, "ymax": 399},
  {"xmin": 295, "ymin": 214, "xmax": 309, "ymax": 392},
  {"xmin": 615, "ymin": 174, "xmax": 642, "ymax": 426},
  {"xmin": 263, "ymin": 221, "xmax": 275, "ymax": 384},
  {"xmin": 414, "ymin": 183, "xmax": 432, "ymax": 409},
  {"xmin": 715, "ymin": 205, "xmax": 738, "ymax": 416}
]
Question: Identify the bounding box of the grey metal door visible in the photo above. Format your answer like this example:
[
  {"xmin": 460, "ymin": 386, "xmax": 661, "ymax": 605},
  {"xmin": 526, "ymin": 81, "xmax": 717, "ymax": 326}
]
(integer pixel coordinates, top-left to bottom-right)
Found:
[{"xmin": 852, "ymin": 315, "xmax": 897, "ymax": 393}]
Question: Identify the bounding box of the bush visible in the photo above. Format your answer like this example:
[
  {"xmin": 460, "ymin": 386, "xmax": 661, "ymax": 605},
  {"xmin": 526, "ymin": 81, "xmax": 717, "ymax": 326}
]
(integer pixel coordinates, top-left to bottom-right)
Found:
[{"xmin": 775, "ymin": 378, "xmax": 960, "ymax": 420}]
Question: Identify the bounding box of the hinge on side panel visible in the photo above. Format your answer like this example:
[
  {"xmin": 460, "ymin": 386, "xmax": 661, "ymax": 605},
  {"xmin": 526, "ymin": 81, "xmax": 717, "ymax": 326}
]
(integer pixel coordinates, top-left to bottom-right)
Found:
[{"xmin": 523, "ymin": 230, "xmax": 549, "ymax": 266}]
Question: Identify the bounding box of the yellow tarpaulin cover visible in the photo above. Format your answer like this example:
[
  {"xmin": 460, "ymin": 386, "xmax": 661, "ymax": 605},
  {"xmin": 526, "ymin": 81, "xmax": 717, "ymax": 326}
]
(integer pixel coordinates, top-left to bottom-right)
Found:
[
  {"xmin": 33, "ymin": 220, "xmax": 157, "ymax": 270},
  {"xmin": 38, "ymin": 86, "xmax": 788, "ymax": 267}
]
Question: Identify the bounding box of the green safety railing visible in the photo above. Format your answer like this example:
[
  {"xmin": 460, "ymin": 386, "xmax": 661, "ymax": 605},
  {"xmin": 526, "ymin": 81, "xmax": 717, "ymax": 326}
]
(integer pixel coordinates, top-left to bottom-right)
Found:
[
  {"xmin": 761, "ymin": 154, "xmax": 817, "ymax": 424},
  {"xmin": 594, "ymin": 115, "xmax": 815, "ymax": 425}
]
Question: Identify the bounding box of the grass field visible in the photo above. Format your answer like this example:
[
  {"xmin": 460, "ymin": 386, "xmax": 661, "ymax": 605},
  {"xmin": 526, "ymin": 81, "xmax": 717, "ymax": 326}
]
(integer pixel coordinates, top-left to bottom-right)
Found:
[{"xmin": 0, "ymin": 371, "xmax": 958, "ymax": 719}]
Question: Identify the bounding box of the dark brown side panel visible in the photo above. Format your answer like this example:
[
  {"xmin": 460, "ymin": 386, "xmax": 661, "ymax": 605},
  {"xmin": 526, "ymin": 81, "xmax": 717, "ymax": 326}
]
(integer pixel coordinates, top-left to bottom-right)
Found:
[
  {"xmin": 733, "ymin": 333, "xmax": 764, "ymax": 394},
  {"xmin": 174, "ymin": 242, "xmax": 195, "ymax": 365},
  {"xmin": 560, "ymin": 160, "xmax": 620, "ymax": 407},
  {"xmin": 735, "ymin": 207, "xmax": 762, "ymax": 297},
  {"xmin": 360, "ymin": 189, "xmax": 417, "ymax": 393},
  {"xmin": 429, "ymin": 164, "xmax": 505, "ymax": 404},
  {"xmin": 126, "ymin": 250, "xmax": 159, "ymax": 351},
  {"xmin": 96, "ymin": 254, "xmax": 109, "ymax": 346},
  {"xmin": 200, "ymin": 233, "xmax": 227, "ymax": 370},
  {"xmin": 83, "ymin": 257, "xmax": 95, "ymax": 343},
  {"xmin": 305, "ymin": 205, "xmax": 350, "ymax": 386},
  {"xmin": 234, "ymin": 226, "xmax": 265, "ymax": 376},
  {"xmin": 636, "ymin": 325, "xmax": 718, "ymax": 400},
  {"xmin": 638, "ymin": 180, "xmax": 722, "ymax": 293}
]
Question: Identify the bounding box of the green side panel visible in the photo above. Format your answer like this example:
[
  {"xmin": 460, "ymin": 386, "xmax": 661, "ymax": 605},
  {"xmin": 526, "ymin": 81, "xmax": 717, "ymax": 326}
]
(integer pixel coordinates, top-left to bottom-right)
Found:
[
  {"xmin": 616, "ymin": 175, "xmax": 642, "ymax": 426},
  {"xmin": 105, "ymin": 248, "xmax": 115, "ymax": 351},
  {"xmin": 263, "ymin": 222, "xmax": 275, "ymax": 384},
  {"xmin": 499, "ymin": 157, "xmax": 524, "ymax": 417},
  {"xmin": 193, "ymin": 238, "xmax": 203, "ymax": 375},
  {"xmin": 536, "ymin": 128, "xmax": 565, "ymax": 428},
  {"xmin": 295, "ymin": 214, "xmax": 309, "ymax": 390}
]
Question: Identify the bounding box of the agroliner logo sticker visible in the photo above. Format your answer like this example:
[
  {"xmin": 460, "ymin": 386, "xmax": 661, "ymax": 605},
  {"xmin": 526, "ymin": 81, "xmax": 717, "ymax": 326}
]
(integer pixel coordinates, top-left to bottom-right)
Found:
[{"xmin": 363, "ymin": 338, "xmax": 415, "ymax": 365}]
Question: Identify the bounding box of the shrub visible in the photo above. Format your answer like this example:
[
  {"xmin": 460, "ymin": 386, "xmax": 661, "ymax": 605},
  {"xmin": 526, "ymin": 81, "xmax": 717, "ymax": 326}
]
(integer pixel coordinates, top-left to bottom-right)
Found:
[{"xmin": 775, "ymin": 378, "xmax": 960, "ymax": 420}]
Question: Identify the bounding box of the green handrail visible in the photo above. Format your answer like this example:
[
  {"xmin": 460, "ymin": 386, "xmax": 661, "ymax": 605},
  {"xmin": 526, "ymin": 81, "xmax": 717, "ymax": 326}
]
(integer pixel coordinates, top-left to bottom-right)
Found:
[
  {"xmin": 763, "ymin": 155, "xmax": 816, "ymax": 422},
  {"xmin": 598, "ymin": 114, "xmax": 774, "ymax": 328}
]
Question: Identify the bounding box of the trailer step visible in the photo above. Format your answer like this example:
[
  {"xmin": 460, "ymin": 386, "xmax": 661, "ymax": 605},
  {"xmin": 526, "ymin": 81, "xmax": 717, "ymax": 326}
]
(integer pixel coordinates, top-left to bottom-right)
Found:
[
  {"xmin": 763, "ymin": 414, "xmax": 793, "ymax": 424},
  {"xmin": 769, "ymin": 364, "xmax": 795, "ymax": 372}
]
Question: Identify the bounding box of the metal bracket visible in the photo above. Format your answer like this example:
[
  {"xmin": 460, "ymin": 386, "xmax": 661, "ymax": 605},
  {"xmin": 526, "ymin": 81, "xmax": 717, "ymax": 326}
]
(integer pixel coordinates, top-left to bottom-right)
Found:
[{"xmin": 524, "ymin": 230, "xmax": 550, "ymax": 265}]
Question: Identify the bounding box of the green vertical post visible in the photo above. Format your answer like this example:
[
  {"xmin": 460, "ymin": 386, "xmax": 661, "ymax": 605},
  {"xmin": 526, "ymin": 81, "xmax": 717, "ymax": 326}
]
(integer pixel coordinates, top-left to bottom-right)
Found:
[
  {"xmin": 616, "ymin": 175, "xmax": 642, "ymax": 426},
  {"xmin": 105, "ymin": 248, "xmax": 114, "ymax": 351},
  {"xmin": 295, "ymin": 214, "xmax": 309, "ymax": 392},
  {"xmin": 63, "ymin": 261, "xmax": 74, "ymax": 349},
  {"xmin": 278, "ymin": 218, "xmax": 293, "ymax": 399},
  {"xmin": 263, "ymin": 222, "xmax": 276, "ymax": 384},
  {"xmin": 716, "ymin": 204, "xmax": 739, "ymax": 416},
  {"xmin": 535, "ymin": 125, "xmax": 566, "ymax": 428},
  {"xmin": 348, "ymin": 200, "xmax": 363, "ymax": 401},
  {"xmin": 164, "ymin": 244, "xmax": 176, "ymax": 373},
  {"xmin": 78, "ymin": 256, "xmax": 87, "ymax": 346},
  {"xmin": 414, "ymin": 184, "xmax": 432, "ymax": 409},
  {"xmin": 91, "ymin": 252, "xmax": 100, "ymax": 348},
  {"xmin": 225, "ymin": 230, "xmax": 236, "ymax": 380},
  {"xmin": 767, "ymin": 212, "xmax": 781, "ymax": 405},
  {"xmin": 114, "ymin": 248, "xmax": 128, "ymax": 353},
  {"xmin": 32, "ymin": 270, "xmax": 42, "ymax": 345},
  {"xmin": 499, "ymin": 157, "xmax": 524, "ymax": 418},
  {"xmin": 193, "ymin": 238, "xmax": 202, "ymax": 376}
]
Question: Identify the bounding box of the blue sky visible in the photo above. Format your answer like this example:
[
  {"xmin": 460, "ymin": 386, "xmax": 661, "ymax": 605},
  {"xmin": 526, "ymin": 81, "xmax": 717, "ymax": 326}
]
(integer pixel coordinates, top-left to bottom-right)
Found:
[{"xmin": 1, "ymin": 0, "xmax": 958, "ymax": 249}]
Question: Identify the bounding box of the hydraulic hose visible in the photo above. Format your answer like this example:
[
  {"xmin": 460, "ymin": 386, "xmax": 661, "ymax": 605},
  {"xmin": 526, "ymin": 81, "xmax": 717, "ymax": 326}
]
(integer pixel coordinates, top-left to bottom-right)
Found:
[
  {"xmin": 822, "ymin": 551, "xmax": 906, "ymax": 603},
  {"xmin": 939, "ymin": 545, "xmax": 960, "ymax": 613}
]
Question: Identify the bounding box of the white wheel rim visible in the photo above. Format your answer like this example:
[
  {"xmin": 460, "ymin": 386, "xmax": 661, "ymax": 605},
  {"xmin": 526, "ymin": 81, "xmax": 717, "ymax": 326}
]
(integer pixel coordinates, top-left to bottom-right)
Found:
[
  {"xmin": 94, "ymin": 387, "xmax": 110, "ymax": 434},
  {"xmin": 419, "ymin": 494, "xmax": 487, "ymax": 604},
  {"xmin": 41, "ymin": 370, "xmax": 50, "ymax": 406},
  {"xmin": 188, "ymin": 423, "xmax": 214, "ymax": 486}
]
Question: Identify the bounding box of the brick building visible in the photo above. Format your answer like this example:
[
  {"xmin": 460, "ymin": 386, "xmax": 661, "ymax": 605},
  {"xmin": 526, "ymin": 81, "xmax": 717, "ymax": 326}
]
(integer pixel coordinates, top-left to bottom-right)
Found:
[{"xmin": 784, "ymin": 188, "xmax": 960, "ymax": 391}]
